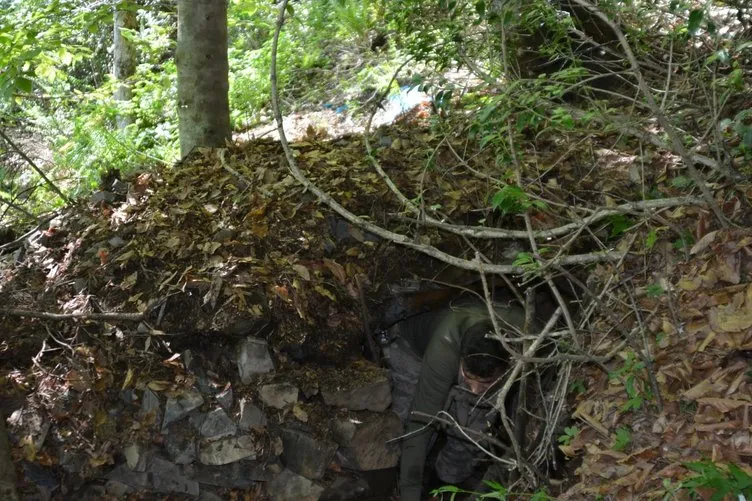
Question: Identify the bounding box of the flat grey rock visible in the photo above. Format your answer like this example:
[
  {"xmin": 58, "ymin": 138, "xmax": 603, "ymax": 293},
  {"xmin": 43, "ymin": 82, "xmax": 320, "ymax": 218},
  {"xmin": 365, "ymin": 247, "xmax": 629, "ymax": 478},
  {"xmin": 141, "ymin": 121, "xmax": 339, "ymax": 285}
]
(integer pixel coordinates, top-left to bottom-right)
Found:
[
  {"xmin": 321, "ymin": 371, "xmax": 391, "ymax": 412},
  {"xmin": 78, "ymin": 485, "xmax": 107, "ymax": 500},
  {"xmin": 238, "ymin": 399, "xmax": 267, "ymax": 430},
  {"xmin": 162, "ymin": 390, "xmax": 204, "ymax": 430},
  {"xmin": 267, "ymin": 468, "xmax": 324, "ymax": 501},
  {"xmin": 189, "ymin": 412, "xmax": 207, "ymax": 430},
  {"xmin": 200, "ymin": 408, "xmax": 237, "ymax": 440},
  {"xmin": 120, "ymin": 389, "xmax": 137, "ymax": 405},
  {"xmin": 333, "ymin": 412, "xmax": 402, "ymax": 470},
  {"xmin": 280, "ymin": 428, "xmax": 337, "ymax": 480},
  {"xmin": 259, "ymin": 383, "xmax": 298, "ymax": 409},
  {"xmin": 199, "ymin": 492, "xmax": 225, "ymax": 501},
  {"xmin": 58, "ymin": 449, "xmax": 87, "ymax": 474},
  {"xmin": 165, "ymin": 427, "xmax": 197, "ymax": 465},
  {"xmin": 199, "ymin": 435, "xmax": 258, "ymax": 465},
  {"xmin": 320, "ymin": 474, "xmax": 371, "ymax": 501},
  {"xmin": 105, "ymin": 480, "xmax": 133, "ymax": 497},
  {"xmin": 237, "ymin": 337, "xmax": 275, "ymax": 383},
  {"xmin": 148, "ymin": 456, "xmax": 200, "ymax": 496},
  {"xmin": 212, "ymin": 228, "xmax": 236, "ymax": 242},
  {"xmin": 105, "ymin": 464, "xmax": 149, "ymax": 489},
  {"xmin": 183, "ymin": 350, "xmax": 212, "ymax": 394},
  {"xmin": 73, "ymin": 278, "xmax": 88, "ymax": 294},
  {"xmin": 91, "ymin": 190, "xmax": 117, "ymax": 204},
  {"xmin": 111, "ymin": 178, "xmax": 129, "ymax": 195},
  {"xmin": 140, "ymin": 389, "xmax": 160, "ymax": 420},
  {"xmin": 193, "ymin": 461, "xmax": 274, "ymax": 488}
]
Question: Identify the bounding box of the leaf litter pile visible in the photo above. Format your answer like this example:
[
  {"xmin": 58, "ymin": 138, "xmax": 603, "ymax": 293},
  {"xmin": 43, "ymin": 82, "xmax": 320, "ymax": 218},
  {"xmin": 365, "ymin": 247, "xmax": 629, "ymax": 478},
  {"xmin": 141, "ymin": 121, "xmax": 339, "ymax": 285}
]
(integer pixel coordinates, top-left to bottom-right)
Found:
[{"xmin": 0, "ymin": 115, "xmax": 751, "ymax": 499}]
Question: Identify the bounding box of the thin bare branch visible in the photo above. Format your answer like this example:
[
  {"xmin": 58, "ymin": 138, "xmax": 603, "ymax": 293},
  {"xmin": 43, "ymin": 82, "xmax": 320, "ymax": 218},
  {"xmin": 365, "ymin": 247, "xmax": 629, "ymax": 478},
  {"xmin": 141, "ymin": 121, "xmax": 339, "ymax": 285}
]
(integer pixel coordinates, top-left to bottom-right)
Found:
[
  {"xmin": 568, "ymin": 0, "xmax": 728, "ymax": 226},
  {"xmin": 270, "ymin": 0, "xmax": 625, "ymax": 277},
  {"xmin": 391, "ymin": 196, "xmax": 705, "ymax": 240},
  {"xmin": 0, "ymin": 128, "xmax": 70, "ymax": 204}
]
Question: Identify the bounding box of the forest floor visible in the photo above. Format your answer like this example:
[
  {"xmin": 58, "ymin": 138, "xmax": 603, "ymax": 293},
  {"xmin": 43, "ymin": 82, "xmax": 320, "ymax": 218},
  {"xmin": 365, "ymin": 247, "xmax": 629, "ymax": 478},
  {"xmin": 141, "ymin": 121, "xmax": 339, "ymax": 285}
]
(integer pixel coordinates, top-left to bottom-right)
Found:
[{"xmin": 1, "ymin": 102, "xmax": 751, "ymax": 500}]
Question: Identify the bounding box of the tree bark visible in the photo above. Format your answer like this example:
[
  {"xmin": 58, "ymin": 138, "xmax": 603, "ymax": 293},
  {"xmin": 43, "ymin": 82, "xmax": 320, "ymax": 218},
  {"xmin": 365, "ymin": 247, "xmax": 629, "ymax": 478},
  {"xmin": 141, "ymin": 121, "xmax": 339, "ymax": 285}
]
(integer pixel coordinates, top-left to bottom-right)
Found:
[
  {"xmin": 113, "ymin": 2, "xmax": 138, "ymax": 129},
  {"xmin": 176, "ymin": 0, "xmax": 231, "ymax": 159}
]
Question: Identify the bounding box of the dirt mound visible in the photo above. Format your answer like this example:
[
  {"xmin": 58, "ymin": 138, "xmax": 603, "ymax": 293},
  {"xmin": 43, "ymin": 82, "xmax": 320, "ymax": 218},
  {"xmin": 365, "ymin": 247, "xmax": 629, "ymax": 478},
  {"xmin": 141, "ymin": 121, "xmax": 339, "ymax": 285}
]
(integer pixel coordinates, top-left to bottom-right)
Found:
[{"xmin": 1, "ymin": 115, "xmax": 750, "ymax": 499}]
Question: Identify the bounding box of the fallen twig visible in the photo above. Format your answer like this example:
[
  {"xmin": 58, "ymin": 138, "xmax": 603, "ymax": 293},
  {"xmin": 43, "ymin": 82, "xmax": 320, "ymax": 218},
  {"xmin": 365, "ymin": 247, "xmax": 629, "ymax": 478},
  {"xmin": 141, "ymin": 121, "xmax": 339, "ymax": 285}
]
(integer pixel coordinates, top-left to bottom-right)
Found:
[{"xmin": 0, "ymin": 309, "xmax": 144, "ymax": 322}]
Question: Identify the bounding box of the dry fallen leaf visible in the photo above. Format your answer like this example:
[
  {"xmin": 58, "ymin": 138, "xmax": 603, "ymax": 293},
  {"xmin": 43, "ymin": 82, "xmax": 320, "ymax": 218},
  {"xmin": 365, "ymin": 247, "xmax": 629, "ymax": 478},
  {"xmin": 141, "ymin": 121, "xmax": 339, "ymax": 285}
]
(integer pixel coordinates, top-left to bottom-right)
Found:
[
  {"xmin": 66, "ymin": 369, "xmax": 91, "ymax": 392},
  {"xmin": 697, "ymin": 397, "xmax": 747, "ymax": 413},
  {"xmin": 292, "ymin": 404, "xmax": 308, "ymax": 422},
  {"xmin": 121, "ymin": 368, "xmax": 134, "ymax": 390},
  {"xmin": 323, "ymin": 258, "xmax": 346, "ymax": 283},
  {"xmin": 683, "ymin": 379, "xmax": 726, "ymax": 400},
  {"xmin": 292, "ymin": 264, "xmax": 311, "ymax": 281},
  {"xmin": 690, "ymin": 230, "xmax": 719, "ymax": 255},
  {"xmin": 147, "ymin": 380, "xmax": 171, "ymax": 392}
]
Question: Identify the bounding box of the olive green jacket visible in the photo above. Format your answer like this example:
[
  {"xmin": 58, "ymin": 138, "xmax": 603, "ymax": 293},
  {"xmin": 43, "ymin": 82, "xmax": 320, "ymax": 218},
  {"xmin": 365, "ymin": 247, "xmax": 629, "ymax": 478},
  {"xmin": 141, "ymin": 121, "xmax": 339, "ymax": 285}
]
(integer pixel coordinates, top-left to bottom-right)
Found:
[{"xmin": 398, "ymin": 299, "xmax": 525, "ymax": 501}]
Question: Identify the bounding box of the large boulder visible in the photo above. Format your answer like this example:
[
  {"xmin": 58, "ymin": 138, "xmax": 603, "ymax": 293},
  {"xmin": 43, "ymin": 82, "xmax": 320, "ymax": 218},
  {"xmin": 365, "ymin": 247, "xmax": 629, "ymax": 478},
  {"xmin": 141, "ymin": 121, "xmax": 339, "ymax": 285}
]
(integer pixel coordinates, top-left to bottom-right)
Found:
[
  {"xmin": 238, "ymin": 399, "xmax": 268, "ymax": 430},
  {"xmin": 280, "ymin": 428, "xmax": 337, "ymax": 480},
  {"xmin": 199, "ymin": 408, "xmax": 237, "ymax": 440},
  {"xmin": 162, "ymin": 389, "xmax": 204, "ymax": 431},
  {"xmin": 237, "ymin": 337, "xmax": 275, "ymax": 383},
  {"xmin": 267, "ymin": 468, "xmax": 324, "ymax": 501},
  {"xmin": 320, "ymin": 363, "xmax": 391, "ymax": 412},
  {"xmin": 259, "ymin": 383, "xmax": 299, "ymax": 409},
  {"xmin": 199, "ymin": 435, "xmax": 259, "ymax": 465}
]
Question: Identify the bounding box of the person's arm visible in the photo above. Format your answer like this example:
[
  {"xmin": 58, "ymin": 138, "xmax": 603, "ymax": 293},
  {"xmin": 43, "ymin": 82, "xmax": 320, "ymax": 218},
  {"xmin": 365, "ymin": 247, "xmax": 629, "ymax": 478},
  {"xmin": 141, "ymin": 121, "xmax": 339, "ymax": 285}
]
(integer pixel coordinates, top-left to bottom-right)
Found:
[{"xmin": 400, "ymin": 323, "xmax": 461, "ymax": 501}]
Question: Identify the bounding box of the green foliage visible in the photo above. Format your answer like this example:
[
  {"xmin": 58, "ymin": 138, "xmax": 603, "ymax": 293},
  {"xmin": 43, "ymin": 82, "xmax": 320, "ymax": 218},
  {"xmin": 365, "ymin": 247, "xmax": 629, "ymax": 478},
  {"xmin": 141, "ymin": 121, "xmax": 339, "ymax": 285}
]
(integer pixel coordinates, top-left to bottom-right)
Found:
[
  {"xmin": 490, "ymin": 185, "xmax": 525, "ymax": 216},
  {"xmin": 1, "ymin": 0, "xmax": 395, "ymax": 205},
  {"xmin": 490, "ymin": 184, "xmax": 546, "ymax": 217},
  {"xmin": 431, "ymin": 480, "xmax": 551, "ymax": 500},
  {"xmin": 609, "ymin": 352, "xmax": 652, "ymax": 412},
  {"xmin": 687, "ymin": 9, "xmax": 704, "ymax": 37},
  {"xmin": 0, "ymin": 0, "xmax": 95, "ymax": 102},
  {"xmin": 512, "ymin": 252, "xmax": 540, "ymax": 273},
  {"xmin": 720, "ymin": 108, "xmax": 752, "ymax": 162},
  {"xmin": 646, "ymin": 283, "xmax": 665, "ymax": 298},
  {"xmin": 606, "ymin": 214, "xmax": 634, "ymax": 238},
  {"xmin": 681, "ymin": 461, "xmax": 752, "ymax": 500},
  {"xmin": 612, "ymin": 426, "xmax": 632, "ymax": 451},
  {"xmin": 672, "ymin": 230, "xmax": 695, "ymax": 250},
  {"xmin": 569, "ymin": 379, "xmax": 586, "ymax": 395},
  {"xmin": 558, "ymin": 426, "xmax": 579, "ymax": 446},
  {"xmin": 671, "ymin": 175, "xmax": 693, "ymax": 189},
  {"xmin": 645, "ymin": 229, "xmax": 659, "ymax": 249},
  {"xmin": 228, "ymin": 0, "xmax": 393, "ymax": 124}
]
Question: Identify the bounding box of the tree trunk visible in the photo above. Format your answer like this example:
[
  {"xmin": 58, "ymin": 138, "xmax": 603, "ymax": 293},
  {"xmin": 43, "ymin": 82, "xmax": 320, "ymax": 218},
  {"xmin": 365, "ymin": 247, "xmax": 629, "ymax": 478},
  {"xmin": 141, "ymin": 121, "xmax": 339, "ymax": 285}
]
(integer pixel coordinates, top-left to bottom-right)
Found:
[
  {"xmin": 176, "ymin": 0, "xmax": 231, "ymax": 159},
  {"xmin": 113, "ymin": 3, "xmax": 138, "ymax": 130}
]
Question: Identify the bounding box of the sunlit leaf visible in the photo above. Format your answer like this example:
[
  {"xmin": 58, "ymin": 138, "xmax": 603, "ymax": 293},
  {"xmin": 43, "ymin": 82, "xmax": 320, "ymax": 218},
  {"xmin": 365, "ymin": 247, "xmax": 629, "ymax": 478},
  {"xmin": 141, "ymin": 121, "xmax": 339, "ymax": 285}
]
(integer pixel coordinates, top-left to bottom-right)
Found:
[{"xmin": 687, "ymin": 9, "xmax": 703, "ymax": 36}]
